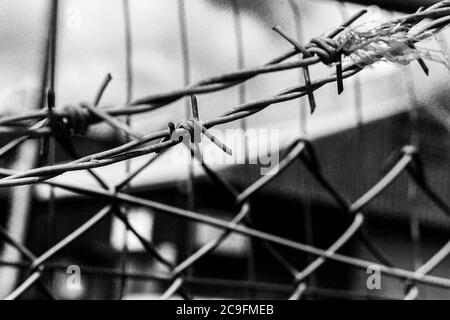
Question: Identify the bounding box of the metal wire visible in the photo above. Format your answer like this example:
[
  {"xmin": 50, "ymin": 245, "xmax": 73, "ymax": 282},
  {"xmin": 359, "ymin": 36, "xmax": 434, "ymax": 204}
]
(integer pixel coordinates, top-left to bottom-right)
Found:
[{"xmin": 1, "ymin": 0, "xmax": 450, "ymax": 300}]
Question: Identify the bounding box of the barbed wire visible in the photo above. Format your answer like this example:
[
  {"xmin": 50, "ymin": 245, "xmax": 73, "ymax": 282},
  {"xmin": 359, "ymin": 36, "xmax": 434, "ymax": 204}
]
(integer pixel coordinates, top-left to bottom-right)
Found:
[
  {"xmin": 1, "ymin": 2, "xmax": 450, "ymax": 187},
  {"xmin": 1, "ymin": 0, "xmax": 450, "ymax": 300}
]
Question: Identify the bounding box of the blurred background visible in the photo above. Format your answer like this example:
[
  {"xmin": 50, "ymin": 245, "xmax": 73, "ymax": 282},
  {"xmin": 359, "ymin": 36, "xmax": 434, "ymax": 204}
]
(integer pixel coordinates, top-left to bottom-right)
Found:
[{"xmin": 0, "ymin": 0, "xmax": 450, "ymax": 299}]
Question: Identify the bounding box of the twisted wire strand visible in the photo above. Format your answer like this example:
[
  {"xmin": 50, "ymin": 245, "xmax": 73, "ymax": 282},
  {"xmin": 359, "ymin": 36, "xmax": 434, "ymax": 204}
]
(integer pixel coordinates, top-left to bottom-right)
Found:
[
  {"xmin": 1, "ymin": 3, "xmax": 450, "ymax": 129},
  {"xmin": 0, "ymin": 4, "xmax": 450, "ymax": 189},
  {"xmin": 0, "ymin": 8, "xmax": 366, "ymax": 127}
]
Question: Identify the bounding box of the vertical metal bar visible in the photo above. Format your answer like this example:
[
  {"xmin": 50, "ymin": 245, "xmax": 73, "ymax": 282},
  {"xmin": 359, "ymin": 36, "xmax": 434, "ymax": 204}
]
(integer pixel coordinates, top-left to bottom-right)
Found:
[
  {"xmin": 177, "ymin": 0, "xmax": 195, "ymax": 289},
  {"xmin": 232, "ymin": 0, "xmax": 257, "ymax": 298},
  {"xmin": 0, "ymin": 143, "xmax": 40, "ymax": 298},
  {"xmin": 117, "ymin": 0, "xmax": 135, "ymax": 300},
  {"xmin": 338, "ymin": 4, "xmax": 373, "ymax": 297},
  {"xmin": 46, "ymin": 141, "xmax": 56, "ymax": 292},
  {"xmin": 232, "ymin": 0, "xmax": 249, "ymax": 166},
  {"xmin": 232, "ymin": 0, "xmax": 247, "ymax": 135},
  {"xmin": 0, "ymin": 0, "xmax": 58, "ymax": 298},
  {"xmin": 47, "ymin": 0, "xmax": 58, "ymax": 97},
  {"xmin": 232, "ymin": 0, "xmax": 248, "ymax": 168},
  {"xmin": 46, "ymin": 0, "xmax": 60, "ymax": 294},
  {"xmin": 385, "ymin": 4, "xmax": 426, "ymax": 298},
  {"xmin": 123, "ymin": 0, "xmax": 134, "ymax": 111},
  {"xmin": 288, "ymin": 0, "xmax": 316, "ymax": 292}
]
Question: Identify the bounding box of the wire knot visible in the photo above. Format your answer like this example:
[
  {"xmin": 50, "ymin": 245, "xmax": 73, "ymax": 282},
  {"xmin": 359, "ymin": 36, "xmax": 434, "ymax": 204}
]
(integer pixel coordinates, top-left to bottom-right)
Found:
[
  {"xmin": 177, "ymin": 119, "xmax": 201, "ymax": 143},
  {"xmin": 167, "ymin": 118, "xmax": 232, "ymax": 156},
  {"xmin": 307, "ymin": 37, "xmax": 341, "ymax": 65},
  {"xmin": 61, "ymin": 104, "xmax": 91, "ymax": 136},
  {"xmin": 167, "ymin": 119, "xmax": 200, "ymax": 143}
]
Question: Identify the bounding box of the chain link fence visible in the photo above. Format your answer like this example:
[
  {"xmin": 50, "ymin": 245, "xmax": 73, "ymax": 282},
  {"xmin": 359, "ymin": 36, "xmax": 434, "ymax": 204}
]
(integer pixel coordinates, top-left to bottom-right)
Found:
[{"xmin": 0, "ymin": 0, "xmax": 450, "ymax": 300}]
